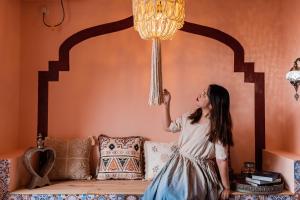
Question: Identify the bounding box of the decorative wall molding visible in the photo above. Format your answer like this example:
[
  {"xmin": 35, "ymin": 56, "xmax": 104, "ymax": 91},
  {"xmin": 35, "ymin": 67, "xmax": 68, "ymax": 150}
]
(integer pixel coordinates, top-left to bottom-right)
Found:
[
  {"xmin": 37, "ymin": 16, "xmax": 265, "ymax": 170},
  {"xmin": 37, "ymin": 16, "xmax": 134, "ymax": 143},
  {"xmin": 181, "ymin": 21, "xmax": 265, "ymax": 170}
]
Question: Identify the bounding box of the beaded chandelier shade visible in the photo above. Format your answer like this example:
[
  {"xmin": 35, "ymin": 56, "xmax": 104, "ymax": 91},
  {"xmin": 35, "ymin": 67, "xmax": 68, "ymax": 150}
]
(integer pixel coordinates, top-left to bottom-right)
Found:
[
  {"xmin": 132, "ymin": 0, "xmax": 185, "ymax": 40},
  {"xmin": 132, "ymin": 0, "xmax": 185, "ymax": 106}
]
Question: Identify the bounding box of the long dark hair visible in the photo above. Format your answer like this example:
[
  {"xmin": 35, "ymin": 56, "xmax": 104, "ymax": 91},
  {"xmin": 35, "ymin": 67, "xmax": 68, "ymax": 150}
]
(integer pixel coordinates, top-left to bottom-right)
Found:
[{"xmin": 188, "ymin": 84, "xmax": 233, "ymax": 146}]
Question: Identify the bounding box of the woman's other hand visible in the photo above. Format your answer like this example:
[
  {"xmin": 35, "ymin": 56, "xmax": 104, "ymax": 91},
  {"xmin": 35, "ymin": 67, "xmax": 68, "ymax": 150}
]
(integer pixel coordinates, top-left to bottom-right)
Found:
[
  {"xmin": 163, "ymin": 89, "xmax": 171, "ymax": 105},
  {"xmin": 220, "ymin": 188, "xmax": 230, "ymax": 199}
]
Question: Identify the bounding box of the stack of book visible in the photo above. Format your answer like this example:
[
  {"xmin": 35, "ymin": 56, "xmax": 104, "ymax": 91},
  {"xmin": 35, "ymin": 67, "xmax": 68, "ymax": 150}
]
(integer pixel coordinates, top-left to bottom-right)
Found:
[{"xmin": 245, "ymin": 171, "xmax": 282, "ymax": 187}]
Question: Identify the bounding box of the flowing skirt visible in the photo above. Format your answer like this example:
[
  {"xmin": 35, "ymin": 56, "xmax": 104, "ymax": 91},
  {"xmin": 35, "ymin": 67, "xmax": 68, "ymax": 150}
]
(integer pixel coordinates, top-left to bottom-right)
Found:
[{"xmin": 142, "ymin": 151, "xmax": 223, "ymax": 200}]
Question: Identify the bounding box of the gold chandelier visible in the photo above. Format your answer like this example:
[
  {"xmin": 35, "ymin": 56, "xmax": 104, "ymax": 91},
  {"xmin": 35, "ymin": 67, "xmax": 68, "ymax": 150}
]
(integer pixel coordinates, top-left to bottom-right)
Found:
[
  {"xmin": 132, "ymin": 0, "xmax": 185, "ymax": 105},
  {"xmin": 132, "ymin": 0, "xmax": 185, "ymax": 40}
]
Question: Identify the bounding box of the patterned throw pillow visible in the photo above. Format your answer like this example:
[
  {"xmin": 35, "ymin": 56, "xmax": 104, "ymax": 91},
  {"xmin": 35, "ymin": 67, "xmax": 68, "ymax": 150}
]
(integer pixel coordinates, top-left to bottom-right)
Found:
[
  {"xmin": 144, "ymin": 141, "xmax": 177, "ymax": 180},
  {"xmin": 96, "ymin": 135, "xmax": 144, "ymax": 180},
  {"xmin": 45, "ymin": 137, "xmax": 93, "ymax": 180}
]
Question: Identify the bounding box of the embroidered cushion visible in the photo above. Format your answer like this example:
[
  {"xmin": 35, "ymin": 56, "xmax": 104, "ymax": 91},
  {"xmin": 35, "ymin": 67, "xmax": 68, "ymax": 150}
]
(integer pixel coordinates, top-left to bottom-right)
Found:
[
  {"xmin": 96, "ymin": 135, "xmax": 144, "ymax": 180},
  {"xmin": 144, "ymin": 141, "xmax": 177, "ymax": 180},
  {"xmin": 45, "ymin": 137, "xmax": 93, "ymax": 180}
]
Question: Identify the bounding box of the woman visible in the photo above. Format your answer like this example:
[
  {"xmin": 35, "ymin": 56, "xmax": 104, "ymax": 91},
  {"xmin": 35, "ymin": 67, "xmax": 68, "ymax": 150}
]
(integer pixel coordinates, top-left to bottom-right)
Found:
[{"xmin": 142, "ymin": 84, "xmax": 233, "ymax": 200}]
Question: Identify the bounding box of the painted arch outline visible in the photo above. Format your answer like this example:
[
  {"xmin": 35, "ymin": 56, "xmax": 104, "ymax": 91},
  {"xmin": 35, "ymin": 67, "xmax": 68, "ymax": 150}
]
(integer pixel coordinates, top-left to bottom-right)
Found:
[{"xmin": 37, "ymin": 16, "xmax": 265, "ymax": 169}]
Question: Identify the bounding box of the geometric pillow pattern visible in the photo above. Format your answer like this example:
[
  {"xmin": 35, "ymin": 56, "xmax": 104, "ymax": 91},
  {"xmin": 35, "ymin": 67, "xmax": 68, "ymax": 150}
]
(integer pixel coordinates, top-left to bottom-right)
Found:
[
  {"xmin": 144, "ymin": 141, "xmax": 176, "ymax": 180},
  {"xmin": 97, "ymin": 135, "xmax": 144, "ymax": 180}
]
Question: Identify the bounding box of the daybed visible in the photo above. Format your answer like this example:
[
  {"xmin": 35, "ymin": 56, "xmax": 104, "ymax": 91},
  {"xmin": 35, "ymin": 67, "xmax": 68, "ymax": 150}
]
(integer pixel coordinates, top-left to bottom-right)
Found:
[
  {"xmin": 1, "ymin": 148, "xmax": 299, "ymax": 200},
  {"xmin": 1, "ymin": 16, "xmax": 299, "ymax": 200}
]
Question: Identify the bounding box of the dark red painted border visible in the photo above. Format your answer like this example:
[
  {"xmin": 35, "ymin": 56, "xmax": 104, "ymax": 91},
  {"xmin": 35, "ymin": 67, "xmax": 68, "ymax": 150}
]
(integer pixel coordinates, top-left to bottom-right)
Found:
[
  {"xmin": 37, "ymin": 16, "xmax": 134, "ymax": 140},
  {"xmin": 37, "ymin": 16, "xmax": 265, "ymax": 170},
  {"xmin": 181, "ymin": 22, "xmax": 265, "ymax": 170}
]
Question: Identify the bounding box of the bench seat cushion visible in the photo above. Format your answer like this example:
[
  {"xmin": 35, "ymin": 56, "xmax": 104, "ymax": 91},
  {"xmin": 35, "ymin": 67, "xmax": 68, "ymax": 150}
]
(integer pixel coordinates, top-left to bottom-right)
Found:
[
  {"xmin": 10, "ymin": 180, "xmax": 293, "ymax": 197},
  {"xmin": 10, "ymin": 180, "xmax": 150, "ymax": 195}
]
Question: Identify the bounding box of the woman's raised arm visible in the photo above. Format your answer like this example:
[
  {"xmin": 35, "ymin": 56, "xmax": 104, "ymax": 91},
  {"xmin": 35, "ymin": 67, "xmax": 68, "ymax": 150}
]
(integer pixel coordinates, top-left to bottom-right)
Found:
[{"xmin": 163, "ymin": 89, "xmax": 172, "ymax": 131}]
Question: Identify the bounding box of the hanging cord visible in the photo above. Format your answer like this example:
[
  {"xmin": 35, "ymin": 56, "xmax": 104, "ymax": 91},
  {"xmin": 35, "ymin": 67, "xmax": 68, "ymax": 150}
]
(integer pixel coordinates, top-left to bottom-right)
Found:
[{"xmin": 42, "ymin": 0, "xmax": 65, "ymax": 28}]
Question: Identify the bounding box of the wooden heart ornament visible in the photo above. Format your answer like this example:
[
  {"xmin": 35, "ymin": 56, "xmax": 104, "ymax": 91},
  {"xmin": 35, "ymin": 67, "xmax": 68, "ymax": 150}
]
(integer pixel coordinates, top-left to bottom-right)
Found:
[{"xmin": 23, "ymin": 147, "xmax": 56, "ymax": 189}]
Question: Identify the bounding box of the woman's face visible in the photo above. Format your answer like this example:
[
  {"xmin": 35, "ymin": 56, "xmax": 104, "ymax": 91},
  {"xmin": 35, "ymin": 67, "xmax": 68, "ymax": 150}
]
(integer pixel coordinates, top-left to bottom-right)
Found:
[{"xmin": 196, "ymin": 88, "xmax": 211, "ymax": 109}]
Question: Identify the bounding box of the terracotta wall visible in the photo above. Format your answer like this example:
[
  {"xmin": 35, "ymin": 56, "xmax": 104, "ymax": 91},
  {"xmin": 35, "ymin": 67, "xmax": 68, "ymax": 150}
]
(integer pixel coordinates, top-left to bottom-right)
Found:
[
  {"xmin": 0, "ymin": 0, "xmax": 21, "ymax": 155},
  {"xmin": 14, "ymin": 0, "xmax": 300, "ymax": 172}
]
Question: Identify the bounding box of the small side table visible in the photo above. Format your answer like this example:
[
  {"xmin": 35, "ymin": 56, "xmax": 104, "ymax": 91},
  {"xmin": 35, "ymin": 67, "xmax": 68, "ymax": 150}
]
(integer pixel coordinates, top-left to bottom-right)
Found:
[{"xmin": 23, "ymin": 147, "xmax": 56, "ymax": 189}]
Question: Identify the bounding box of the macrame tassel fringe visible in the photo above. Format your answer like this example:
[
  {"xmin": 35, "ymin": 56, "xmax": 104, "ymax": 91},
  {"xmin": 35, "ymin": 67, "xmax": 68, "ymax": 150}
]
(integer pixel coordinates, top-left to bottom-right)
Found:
[{"xmin": 149, "ymin": 38, "xmax": 163, "ymax": 106}]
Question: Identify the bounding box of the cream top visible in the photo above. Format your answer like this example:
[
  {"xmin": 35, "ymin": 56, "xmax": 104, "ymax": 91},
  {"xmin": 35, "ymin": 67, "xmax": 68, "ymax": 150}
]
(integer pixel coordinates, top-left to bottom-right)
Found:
[{"xmin": 168, "ymin": 112, "xmax": 228, "ymax": 160}]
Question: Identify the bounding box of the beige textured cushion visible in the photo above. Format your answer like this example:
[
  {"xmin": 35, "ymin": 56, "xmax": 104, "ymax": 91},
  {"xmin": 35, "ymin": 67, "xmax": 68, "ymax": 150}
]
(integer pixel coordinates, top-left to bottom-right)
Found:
[
  {"xmin": 45, "ymin": 137, "xmax": 92, "ymax": 180},
  {"xmin": 96, "ymin": 135, "xmax": 144, "ymax": 180},
  {"xmin": 144, "ymin": 141, "xmax": 176, "ymax": 180}
]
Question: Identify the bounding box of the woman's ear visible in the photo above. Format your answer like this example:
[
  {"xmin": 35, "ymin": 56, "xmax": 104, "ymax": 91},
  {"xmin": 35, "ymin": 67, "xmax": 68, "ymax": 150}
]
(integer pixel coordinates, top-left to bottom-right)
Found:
[{"xmin": 209, "ymin": 104, "xmax": 212, "ymax": 110}]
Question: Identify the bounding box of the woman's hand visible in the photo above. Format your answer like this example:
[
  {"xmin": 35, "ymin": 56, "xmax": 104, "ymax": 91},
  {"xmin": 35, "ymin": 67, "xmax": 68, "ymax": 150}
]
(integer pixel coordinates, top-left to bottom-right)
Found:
[
  {"xmin": 163, "ymin": 89, "xmax": 171, "ymax": 105},
  {"xmin": 220, "ymin": 188, "xmax": 230, "ymax": 199},
  {"xmin": 216, "ymin": 159, "xmax": 230, "ymax": 200}
]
